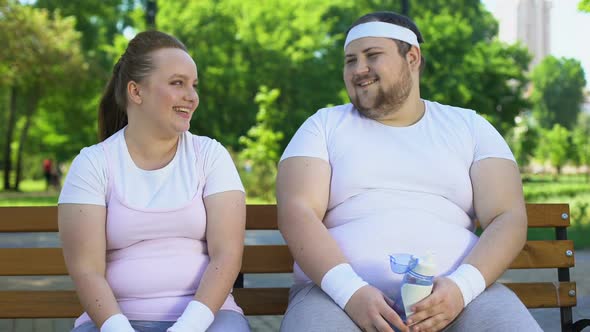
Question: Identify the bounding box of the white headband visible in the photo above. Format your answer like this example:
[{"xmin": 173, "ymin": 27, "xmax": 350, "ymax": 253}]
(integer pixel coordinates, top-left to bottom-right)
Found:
[{"xmin": 344, "ymin": 22, "xmax": 420, "ymax": 49}]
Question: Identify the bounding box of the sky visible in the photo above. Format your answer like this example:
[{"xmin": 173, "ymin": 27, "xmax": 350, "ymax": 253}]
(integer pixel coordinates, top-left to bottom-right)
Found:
[{"xmin": 482, "ymin": 0, "xmax": 590, "ymax": 89}]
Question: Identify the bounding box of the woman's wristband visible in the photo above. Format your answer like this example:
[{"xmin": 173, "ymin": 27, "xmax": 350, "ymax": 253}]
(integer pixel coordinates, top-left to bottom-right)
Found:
[
  {"xmin": 167, "ymin": 300, "xmax": 214, "ymax": 332},
  {"xmin": 446, "ymin": 263, "xmax": 486, "ymax": 307},
  {"xmin": 100, "ymin": 313, "xmax": 134, "ymax": 332},
  {"xmin": 320, "ymin": 263, "xmax": 368, "ymax": 309}
]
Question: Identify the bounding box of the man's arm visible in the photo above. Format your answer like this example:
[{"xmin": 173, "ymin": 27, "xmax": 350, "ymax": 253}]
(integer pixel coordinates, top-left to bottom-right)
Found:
[
  {"xmin": 409, "ymin": 158, "xmax": 526, "ymax": 331},
  {"xmin": 277, "ymin": 156, "xmax": 408, "ymax": 332},
  {"xmin": 464, "ymin": 158, "xmax": 527, "ymax": 282}
]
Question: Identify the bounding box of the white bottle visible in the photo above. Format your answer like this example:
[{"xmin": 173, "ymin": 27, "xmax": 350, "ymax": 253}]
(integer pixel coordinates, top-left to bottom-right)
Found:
[{"xmin": 400, "ymin": 252, "xmax": 436, "ymax": 318}]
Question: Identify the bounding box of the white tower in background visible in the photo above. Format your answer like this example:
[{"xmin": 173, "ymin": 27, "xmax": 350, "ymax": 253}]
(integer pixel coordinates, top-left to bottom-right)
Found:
[{"xmin": 493, "ymin": 0, "xmax": 552, "ymax": 68}]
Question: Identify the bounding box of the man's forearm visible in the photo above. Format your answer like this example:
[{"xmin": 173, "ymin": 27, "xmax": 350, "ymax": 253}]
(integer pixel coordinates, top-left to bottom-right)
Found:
[
  {"xmin": 463, "ymin": 210, "xmax": 527, "ymax": 285},
  {"xmin": 278, "ymin": 202, "xmax": 348, "ymax": 285}
]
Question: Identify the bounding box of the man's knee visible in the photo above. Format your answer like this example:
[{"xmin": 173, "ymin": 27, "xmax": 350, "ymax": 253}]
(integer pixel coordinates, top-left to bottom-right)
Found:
[
  {"xmin": 280, "ymin": 284, "xmax": 360, "ymax": 332},
  {"xmin": 445, "ymin": 283, "xmax": 542, "ymax": 331}
]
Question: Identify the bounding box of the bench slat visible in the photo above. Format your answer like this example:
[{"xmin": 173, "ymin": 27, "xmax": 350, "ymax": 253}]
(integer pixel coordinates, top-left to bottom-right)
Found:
[
  {"xmin": 510, "ymin": 240, "xmax": 575, "ymax": 269},
  {"xmin": 0, "ymin": 240, "xmax": 573, "ymax": 276},
  {"xmin": 242, "ymin": 245, "xmax": 293, "ymax": 273},
  {"xmin": 0, "ymin": 203, "xmax": 570, "ymax": 232},
  {"xmin": 0, "ymin": 282, "xmax": 576, "ymax": 318},
  {"xmin": 0, "ymin": 206, "xmax": 58, "ymax": 232},
  {"xmin": 525, "ymin": 203, "xmax": 570, "ymax": 228},
  {"xmin": 505, "ymin": 282, "xmax": 577, "ymax": 308}
]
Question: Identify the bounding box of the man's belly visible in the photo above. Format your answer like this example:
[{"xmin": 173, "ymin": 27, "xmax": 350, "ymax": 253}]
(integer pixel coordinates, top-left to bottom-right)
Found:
[{"xmin": 294, "ymin": 210, "xmax": 478, "ymax": 299}]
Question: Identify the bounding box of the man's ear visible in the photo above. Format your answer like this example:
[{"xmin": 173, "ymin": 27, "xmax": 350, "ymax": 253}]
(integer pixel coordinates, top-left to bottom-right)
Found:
[
  {"xmin": 407, "ymin": 45, "xmax": 422, "ymax": 71},
  {"xmin": 127, "ymin": 81, "xmax": 142, "ymax": 105}
]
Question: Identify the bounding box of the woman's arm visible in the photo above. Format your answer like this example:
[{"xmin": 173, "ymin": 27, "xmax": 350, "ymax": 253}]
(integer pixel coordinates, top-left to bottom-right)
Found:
[
  {"xmin": 196, "ymin": 190, "xmax": 246, "ymax": 311},
  {"xmin": 58, "ymin": 204, "xmax": 126, "ymax": 328}
]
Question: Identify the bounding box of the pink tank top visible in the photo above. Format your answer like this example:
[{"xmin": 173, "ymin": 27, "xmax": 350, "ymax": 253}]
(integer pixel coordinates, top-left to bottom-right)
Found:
[{"xmin": 74, "ymin": 136, "xmax": 242, "ymax": 327}]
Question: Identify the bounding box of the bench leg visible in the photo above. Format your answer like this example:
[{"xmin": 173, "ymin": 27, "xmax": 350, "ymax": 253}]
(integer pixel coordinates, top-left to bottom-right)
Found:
[{"xmin": 572, "ymin": 319, "xmax": 590, "ymax": 332}]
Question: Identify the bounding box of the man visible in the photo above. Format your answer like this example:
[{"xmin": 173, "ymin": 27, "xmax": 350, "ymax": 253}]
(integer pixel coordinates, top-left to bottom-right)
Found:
[{"xmin": 277, "ymin": 11, "xmax": 542, "ymax": 332}]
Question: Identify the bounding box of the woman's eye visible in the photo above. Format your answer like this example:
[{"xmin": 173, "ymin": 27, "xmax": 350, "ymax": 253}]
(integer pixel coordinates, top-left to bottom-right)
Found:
[{"xmin": 172, "ymin": 80, "xmax": 183, "ymax": 86}]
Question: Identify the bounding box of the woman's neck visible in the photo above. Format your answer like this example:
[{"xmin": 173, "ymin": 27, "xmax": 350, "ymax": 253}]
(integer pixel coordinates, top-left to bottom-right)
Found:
[{"xmin": 124, "ymin": 123, "xmax": 180, "ymax": 171}]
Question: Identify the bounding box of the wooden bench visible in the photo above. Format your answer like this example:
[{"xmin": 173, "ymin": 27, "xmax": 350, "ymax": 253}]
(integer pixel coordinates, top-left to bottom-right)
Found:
[{"xmin": 0, "ymin": 204, "xmax": 589, "ymax": 331}]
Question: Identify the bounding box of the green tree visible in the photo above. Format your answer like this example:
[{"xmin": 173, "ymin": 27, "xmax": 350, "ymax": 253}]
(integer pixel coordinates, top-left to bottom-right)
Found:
[
  {"xmin": 579, "ymin": 0, "xmax": 590, "ymax": 12},
  {"xmin": 572, "ymin": 113, "xmax": 590, "ymax": 181},
  {"xmin": 535, "ymin": 124, "xmax": 571, "ymax": 178},
  {"xmin": 531, "ymin": 56, "xmax": 587, "ymax": 130},
  {"xmin": 238, "ymin": 86, "xmax": 284, "ymax": 201},
  {"xmin": 155, "ymin": 0, "xmax": 531, "ymax": 152},
  {"xmin": 507, "ymin": 115, "xmax": 539, "ymax": 171},
  {"xmin": 0, "ymin": 1, "xmax": 85, "ymax": 190}
]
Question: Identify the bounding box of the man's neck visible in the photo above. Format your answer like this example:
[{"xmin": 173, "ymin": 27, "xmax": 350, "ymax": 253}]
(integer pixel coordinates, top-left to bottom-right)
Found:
[{"xmin": 376, "ymin": 97, "xmax": 425, "ymax": 127}]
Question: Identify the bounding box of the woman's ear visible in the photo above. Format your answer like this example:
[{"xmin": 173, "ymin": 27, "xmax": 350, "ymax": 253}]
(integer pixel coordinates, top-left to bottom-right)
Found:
[{"xmin": 127, "ymin": 81, "xmax": 142, "ymax": 105}]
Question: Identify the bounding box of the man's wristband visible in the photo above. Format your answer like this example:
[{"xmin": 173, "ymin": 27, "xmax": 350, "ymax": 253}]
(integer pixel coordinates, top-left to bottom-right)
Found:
[
  {"xmin": 100, "ymin": 313, "xmax": 134, "ymax": 332},
  {"xmin": 446, "ymin": 263, "xmax": 486, "ymax": 307},
  {"xmin": 320, "ymin": 263, "xmax": 368, "ymax": 309}
]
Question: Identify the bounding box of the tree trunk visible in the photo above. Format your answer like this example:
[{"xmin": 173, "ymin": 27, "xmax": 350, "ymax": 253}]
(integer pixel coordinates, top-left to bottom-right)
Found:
[
  {"xmin": 2, "ymin": 86, "xmax": 18, "ymax": 191},
  {"xmin": 15, "ymin": 87, "xmax": 40, "ymax": 191}
]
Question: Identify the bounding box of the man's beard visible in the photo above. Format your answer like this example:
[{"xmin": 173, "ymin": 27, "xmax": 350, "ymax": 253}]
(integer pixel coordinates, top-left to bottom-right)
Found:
[{"xmin": 350, "ymin": 63, "xmax": 413, "ymax": 121}]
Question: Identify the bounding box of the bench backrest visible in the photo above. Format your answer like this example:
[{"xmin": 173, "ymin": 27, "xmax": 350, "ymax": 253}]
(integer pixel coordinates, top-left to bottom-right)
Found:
[{"xmin": 0, "ymin": 203, "xmax": 576, "ymax": 318}]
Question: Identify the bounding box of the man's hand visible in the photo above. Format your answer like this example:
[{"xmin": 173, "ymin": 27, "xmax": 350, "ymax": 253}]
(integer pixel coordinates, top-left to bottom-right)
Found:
[
  {"xmin": 344, "ymin": 285, "xmax": 409, "ymax": 332},
  {"xmin": 406, "ymin": 277, "xmax": 464, "ymax": 332}
]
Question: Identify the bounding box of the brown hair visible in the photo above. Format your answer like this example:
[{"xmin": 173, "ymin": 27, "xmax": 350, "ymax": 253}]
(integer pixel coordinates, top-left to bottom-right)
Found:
[
  {"xmin": 348, "ymin": 11, "xmax": 426, "ymax": 73},
  {"xmin": 98, "ymin": 30, "xmax": 188, "ymax": 141}
]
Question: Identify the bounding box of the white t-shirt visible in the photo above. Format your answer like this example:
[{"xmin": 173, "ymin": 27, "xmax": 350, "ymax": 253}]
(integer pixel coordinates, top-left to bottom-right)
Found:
[
  {"xmin": 59, "ymin": 128, "xmax": 244, "ymax": 209},
  {"xmin": 280, "ymin": 100, "xmax": 516, "ymax": 297}
]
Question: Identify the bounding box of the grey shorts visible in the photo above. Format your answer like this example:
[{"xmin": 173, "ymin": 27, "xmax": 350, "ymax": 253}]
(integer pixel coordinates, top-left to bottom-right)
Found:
[
  {"xmin": 72, "ymin": 310, "xmax": 250, "ymax": 332},
  {"xmin": 279, "ymin": 282, "xmax": 542, "ymax": 332}
]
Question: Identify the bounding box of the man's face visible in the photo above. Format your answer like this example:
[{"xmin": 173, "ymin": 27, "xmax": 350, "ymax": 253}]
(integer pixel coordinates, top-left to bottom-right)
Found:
[{"xmin": 343, "ymin": 37, "xmax": 413, "ymax": 121}]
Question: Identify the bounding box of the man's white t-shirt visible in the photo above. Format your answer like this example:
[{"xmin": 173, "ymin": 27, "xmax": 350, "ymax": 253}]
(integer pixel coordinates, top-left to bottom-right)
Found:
[{"xmin": 280, "ymin": 100, "xmax": 516, "ymax": 298}]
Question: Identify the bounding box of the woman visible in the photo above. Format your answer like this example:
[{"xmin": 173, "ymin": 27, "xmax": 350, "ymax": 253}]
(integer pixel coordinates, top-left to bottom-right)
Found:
[{"xmin": 58, "ymin": 31, "xmax": 249, "ymax": 332}]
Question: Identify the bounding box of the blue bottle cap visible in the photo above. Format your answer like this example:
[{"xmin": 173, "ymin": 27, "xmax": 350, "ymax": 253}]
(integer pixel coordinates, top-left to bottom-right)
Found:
[{"xmin": 389, "ymin": 253, "xmax": 418, "ymax": 274}]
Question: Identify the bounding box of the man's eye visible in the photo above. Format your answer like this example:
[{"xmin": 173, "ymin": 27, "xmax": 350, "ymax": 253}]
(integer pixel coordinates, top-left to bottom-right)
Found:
[
  {"xmin": 346, "ymin": 59, "xmax": 356, "ymax": 64},
  {"xmin": 368, "ymin": 53, "xmax": 379, "ymax": 58},
  {"xmin": 172, "ymin": 80, "xmax": 183, "ymax": 85}
]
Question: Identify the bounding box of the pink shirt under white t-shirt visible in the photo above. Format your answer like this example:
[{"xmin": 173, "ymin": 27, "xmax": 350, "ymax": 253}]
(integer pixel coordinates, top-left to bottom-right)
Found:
[
  {"xmin": 58, "ymin": 128, "xmax": 244, "ymax": 326},
  {"xmin": 280, "ymin": 100, "xmax": 516, "ymax": 299}
]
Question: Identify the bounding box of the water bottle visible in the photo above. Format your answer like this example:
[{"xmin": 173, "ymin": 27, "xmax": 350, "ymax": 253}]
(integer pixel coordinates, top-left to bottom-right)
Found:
[{"xmin": 390, "ymin": 252, "xmax": 436, "ymax": 320}]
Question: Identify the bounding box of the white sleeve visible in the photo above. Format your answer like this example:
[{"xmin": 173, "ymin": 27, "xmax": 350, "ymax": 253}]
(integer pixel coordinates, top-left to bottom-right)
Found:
[
  {"xmin": 472, "ymin": 114, "xmax": 516, "ymax": 164},
  {"xmin": 201, "ymin": 139, "xmax": 244, "ymax": 197},
  {"xmin": 58, "ymin": 145, "xmax": 108, "ymax": 206},
  {"xmin": 280, "ymin": 112, "xmax": 329, "ymax": 162}
]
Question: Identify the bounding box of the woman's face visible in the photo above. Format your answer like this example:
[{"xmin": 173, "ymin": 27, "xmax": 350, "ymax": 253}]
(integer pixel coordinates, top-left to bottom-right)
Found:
[{"xmin": 135, "ymin": 47, "xmax": 199, "ymax": 137}]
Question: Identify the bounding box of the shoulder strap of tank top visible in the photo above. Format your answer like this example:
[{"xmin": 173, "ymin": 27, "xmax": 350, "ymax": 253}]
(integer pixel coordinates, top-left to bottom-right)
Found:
[
  {"xmin": 191, "ymin": 133, "xmax": 206, "ymax": 188},
  {"xmin": 99, "ymin": 141, "xmax": 115, "ymax": 206}
]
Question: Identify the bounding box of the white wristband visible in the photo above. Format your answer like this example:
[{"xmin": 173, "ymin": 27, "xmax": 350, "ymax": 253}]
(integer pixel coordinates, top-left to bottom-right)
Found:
[
  {"xmin": 100, "ymin": 313, "xmax": 134, "ymax": 332},
  {"xmin": 320, "ymin": 263, "xmax": 368, "ymax": 309},
  {"xmin": 167, "ymin": 300, "xmax": 215, "ymax": 332},
  {"xmin": 447, "ymin": 264, "xmax": 486, "ymax": 307}
]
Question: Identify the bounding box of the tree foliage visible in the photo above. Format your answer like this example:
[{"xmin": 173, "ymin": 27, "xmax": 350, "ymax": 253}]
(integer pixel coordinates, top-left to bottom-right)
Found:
[
  {"xmin": 1, "ymin": 0, "xmax": 544, "ymax": 193},
  {"xmin": 238, "ymin": 86, "xmax": 283, "ymax": 201},
  {"xmin": 531, "ymin": 56, "xmax": 587, "ymax": 130},
  {"xmin": 535, "ymin": 124, "xmax": 571, "ymax": 176},
  {"xmin": 0, "ymin": 1, "xmax": 86, "ymax": 189},
  {"xmin": 579, "ymin": 0, "xmax": 590, "ymax": 12}
]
